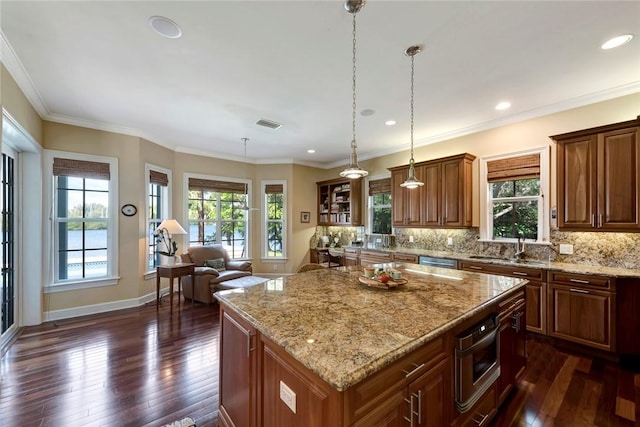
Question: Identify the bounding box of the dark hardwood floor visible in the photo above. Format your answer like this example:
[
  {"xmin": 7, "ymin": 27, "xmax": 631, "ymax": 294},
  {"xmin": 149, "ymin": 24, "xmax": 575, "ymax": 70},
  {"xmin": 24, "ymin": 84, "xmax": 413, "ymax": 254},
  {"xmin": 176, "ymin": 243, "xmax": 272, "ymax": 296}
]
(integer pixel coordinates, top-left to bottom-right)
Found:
[{"xmin": 1, "ymin": 296, "xmax": 638, "ymax": 426}]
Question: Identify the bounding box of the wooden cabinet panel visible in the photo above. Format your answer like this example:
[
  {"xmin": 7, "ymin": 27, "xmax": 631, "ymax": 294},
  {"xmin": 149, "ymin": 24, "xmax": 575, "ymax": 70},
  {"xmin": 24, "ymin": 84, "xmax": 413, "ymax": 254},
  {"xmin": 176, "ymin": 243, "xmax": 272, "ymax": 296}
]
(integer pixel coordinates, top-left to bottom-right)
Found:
[
  {"xmin": 409, "ymin": 358, "xmax": 449, "ymax": 427},
  {"xmin": 343, "ymin": 248, "xmax": 360, "ymax": 267},
  {"xmin": 219, "ymin": 308, "xmax": 256, "ymax": 427},
  {"xmin": 452, "ymin": 384, "xmax": 496, "ymax": 427},
  {"xmin": 317, "ymin": 178, "xmax": 363, "ymax": 226},
  {"xmin": 389, "ymin": 153, "xmax": 475, "ymax": 228},
  {"xmin": 525, "ymin": 282, "xmax": 546, "ymax": 334},
  {"xmin": 393, "ymin": 252, "xmax": 419, "ymax": 264},
  {"xmin": 360, "ymin": 250, "xmax": 393, "ymax": 266},
  {"xmin": 498, "ymin": 293, "xmax": 526, "ymax": 405},
  {"xmin": 553, "ymin": 118, "xmax": 640, "ymax": 231},
  {"xmin": 549, "ymin": 285, "xmax": 613, "ymax": 351},
  {"xmin": 352, "ymin": 389, "xmax": 406, "ymax": 427}
]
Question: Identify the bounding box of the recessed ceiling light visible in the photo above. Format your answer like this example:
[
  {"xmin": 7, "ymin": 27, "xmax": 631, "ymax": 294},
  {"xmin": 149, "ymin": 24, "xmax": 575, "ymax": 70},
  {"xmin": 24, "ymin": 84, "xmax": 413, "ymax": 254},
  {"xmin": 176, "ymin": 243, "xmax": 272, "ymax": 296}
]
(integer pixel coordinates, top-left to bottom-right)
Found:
[
  {"xmin": 601, "ymin": 34, "xmax": 634, "ymax": 50},
  {"xmin": 307, "ymin": 149, "xmax": 316, "ymax": 154},
  {"xmin": 149, "ymin": 16, "xmax": 182, "ymax": 39},
  {"xmin": 385, "ymin": 120, "xmax": 397, "ymax": 126},
  {"xmin": 495, "ymin": 101, "xmax": 511, "ymax": 111}
]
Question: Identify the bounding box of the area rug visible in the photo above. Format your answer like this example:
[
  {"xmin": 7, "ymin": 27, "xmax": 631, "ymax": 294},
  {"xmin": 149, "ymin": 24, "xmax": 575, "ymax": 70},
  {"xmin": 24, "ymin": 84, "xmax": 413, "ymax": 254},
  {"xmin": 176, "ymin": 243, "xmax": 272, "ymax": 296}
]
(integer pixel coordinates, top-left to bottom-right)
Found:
[{"xmin": 162, "ymin": 417, "xmax": 195, "ymax": 427}]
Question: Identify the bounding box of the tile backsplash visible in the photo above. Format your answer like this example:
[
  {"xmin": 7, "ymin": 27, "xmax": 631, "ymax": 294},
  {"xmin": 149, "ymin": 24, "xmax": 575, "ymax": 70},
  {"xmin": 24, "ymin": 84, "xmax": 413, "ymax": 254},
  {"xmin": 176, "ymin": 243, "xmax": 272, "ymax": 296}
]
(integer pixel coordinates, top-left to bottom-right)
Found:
[{"xmin": 312, "ymin": 226, "xmax": 640, "ymax": 269}]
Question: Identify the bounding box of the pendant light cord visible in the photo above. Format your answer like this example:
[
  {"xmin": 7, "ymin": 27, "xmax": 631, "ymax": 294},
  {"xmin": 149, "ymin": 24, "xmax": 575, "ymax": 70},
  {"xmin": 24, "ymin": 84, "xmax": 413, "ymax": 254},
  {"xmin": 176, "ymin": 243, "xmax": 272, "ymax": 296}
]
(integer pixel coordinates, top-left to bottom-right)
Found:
[
  {"xmin": 409, "ymin": 53, "xmax": 415, "ymax": 165},
  {"xmin": 351, "ymin": 12, "xmax": 357, "ymax": 151}
]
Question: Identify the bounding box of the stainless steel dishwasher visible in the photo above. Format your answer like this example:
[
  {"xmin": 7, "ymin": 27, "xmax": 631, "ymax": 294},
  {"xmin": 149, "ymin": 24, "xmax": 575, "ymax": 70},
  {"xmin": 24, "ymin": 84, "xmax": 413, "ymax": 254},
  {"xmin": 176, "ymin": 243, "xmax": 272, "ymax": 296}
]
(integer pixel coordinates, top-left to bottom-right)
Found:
[{"xmin": 419, "ymin": 256, "xmax": 458, "ymax": 269}]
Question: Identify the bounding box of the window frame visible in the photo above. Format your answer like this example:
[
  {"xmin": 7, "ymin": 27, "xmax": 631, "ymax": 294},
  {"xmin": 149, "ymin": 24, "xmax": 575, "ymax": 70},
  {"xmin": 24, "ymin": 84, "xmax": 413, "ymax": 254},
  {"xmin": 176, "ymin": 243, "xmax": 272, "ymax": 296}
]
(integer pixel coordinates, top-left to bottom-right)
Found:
[
  {"xmin": 44, "ymin": 150, "xmax": 119, "ymax": 292},
  {"xmin": 366, "ymin": 175, "xmax": 392, "ymax": 235},
  {"xmin": 261, "ymin": 180, "xmax": 287, "ymax": 260},
  {"xmin": 479, "ymin": 146, "xmax": 550, "ymax": 243},
  {"xmin": 145, "ymin": 164, "xmax": 171, "ymax": 275},
  {"xmin": 183, "ymin": 173, "xmax": 251, "ymax": 260}
]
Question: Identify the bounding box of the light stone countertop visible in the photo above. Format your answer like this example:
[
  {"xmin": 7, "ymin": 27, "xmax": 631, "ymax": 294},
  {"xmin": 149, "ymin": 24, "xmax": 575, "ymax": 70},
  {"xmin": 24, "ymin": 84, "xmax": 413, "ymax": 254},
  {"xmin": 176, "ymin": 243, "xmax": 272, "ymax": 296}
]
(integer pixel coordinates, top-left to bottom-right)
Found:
[
  {"xmin": 343, "ymin": 246, "xmax": 640, "ymax": 278},
  {"xmin": 215, "ymin": 264, "xmax": 526, "ymax": 392}
]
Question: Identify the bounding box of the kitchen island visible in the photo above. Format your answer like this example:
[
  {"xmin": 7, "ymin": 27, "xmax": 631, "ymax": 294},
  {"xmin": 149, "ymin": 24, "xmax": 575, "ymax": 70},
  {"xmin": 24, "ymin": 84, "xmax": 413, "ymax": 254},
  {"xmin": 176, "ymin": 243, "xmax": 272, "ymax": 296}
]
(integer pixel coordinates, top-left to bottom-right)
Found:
[{"xmin": 215, "ymin": 264, "xmax": 528, "ymax": 427}]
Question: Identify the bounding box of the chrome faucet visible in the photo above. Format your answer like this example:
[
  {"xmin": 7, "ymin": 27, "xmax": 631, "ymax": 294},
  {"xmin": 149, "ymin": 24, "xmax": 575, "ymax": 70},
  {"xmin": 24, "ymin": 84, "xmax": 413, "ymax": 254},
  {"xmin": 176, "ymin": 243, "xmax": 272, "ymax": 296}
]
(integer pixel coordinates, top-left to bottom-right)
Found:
[{"xmin": 514, "ymin": 235, "xmax": 526, "ymax": 260}]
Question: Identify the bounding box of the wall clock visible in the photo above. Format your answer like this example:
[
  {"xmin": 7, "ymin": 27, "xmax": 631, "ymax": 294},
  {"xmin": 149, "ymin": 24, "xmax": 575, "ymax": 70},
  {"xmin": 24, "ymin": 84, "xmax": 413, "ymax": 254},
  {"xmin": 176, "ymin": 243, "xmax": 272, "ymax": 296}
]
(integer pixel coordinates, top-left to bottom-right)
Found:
[{"xmin": 121, "ymin": 204, "xmax": 137, "ymax": 217}]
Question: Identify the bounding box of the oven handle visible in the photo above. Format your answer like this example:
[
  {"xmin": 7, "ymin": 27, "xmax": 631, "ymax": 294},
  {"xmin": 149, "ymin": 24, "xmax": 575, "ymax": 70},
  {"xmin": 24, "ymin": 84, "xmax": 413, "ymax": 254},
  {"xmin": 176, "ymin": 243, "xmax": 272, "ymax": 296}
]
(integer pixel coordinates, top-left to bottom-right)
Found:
[{"xmin": 456, "ymin": 327, "xmax": 498, "ymax": 358}]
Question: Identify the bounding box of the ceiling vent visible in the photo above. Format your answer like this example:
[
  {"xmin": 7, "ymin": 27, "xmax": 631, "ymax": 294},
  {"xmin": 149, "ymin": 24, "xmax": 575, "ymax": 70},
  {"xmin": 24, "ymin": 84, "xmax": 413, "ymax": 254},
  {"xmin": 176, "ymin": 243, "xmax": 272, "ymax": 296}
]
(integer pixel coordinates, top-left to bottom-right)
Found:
[{"xmin": 256, "ymin": 118, "xmax": 283, "ymax": 130}]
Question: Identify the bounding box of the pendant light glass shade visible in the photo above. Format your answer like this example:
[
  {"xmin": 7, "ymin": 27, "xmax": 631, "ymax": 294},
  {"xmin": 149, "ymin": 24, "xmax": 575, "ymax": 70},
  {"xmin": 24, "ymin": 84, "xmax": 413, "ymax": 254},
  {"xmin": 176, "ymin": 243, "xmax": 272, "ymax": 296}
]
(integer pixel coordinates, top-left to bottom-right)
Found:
[
  {"xmin": 339, "ymin": 0, "xmax": 368, "ymax": 180},
  {"xmin": 400, "ymin": 45, "xmax": 423, "ymax": 189}
]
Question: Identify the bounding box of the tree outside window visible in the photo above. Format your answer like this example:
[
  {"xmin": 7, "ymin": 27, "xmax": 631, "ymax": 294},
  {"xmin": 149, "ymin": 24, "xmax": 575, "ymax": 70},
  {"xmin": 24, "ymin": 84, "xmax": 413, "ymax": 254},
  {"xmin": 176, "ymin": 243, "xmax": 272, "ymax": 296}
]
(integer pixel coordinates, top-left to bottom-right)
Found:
[{"xmin": 265, "ymin": 183, "xmax": 285, "ymax": 258}]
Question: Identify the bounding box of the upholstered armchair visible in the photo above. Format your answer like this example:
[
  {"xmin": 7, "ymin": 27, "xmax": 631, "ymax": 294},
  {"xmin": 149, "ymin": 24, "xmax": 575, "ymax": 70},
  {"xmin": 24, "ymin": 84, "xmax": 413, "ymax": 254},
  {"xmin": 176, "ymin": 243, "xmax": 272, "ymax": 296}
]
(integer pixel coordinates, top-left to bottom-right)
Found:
[{"xmin": 180, "ymin": 244, "xmax": 252, "ymax": 303}]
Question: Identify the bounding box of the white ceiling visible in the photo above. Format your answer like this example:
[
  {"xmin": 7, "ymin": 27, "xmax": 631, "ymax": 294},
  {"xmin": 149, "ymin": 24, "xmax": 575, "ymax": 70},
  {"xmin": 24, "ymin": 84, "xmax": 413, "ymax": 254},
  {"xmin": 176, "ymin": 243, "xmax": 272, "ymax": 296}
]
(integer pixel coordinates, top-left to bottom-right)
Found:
[{"xmin": 1, "ymin": 1, "xmax": 639, "ymax": 167}]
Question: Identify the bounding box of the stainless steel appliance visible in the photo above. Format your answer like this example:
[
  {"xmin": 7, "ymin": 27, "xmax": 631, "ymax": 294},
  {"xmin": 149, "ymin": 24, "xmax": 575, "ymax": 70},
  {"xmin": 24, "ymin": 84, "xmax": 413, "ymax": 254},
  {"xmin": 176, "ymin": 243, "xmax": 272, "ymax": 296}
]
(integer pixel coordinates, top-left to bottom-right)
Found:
[
  {"xmin": 455, "ymin": 314, "xmax": 500, "ymax": 413},
  {"xmin": 419, "ymin": 256, "xmax": 458, "ymax": 269}
]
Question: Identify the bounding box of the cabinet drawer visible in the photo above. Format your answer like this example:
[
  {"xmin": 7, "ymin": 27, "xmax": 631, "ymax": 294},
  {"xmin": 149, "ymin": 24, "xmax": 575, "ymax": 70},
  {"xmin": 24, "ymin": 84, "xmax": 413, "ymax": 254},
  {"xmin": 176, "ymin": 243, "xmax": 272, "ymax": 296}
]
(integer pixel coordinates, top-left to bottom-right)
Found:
[
  {"xmin": 459, "ymin": 261, "xmax": 546, "ymax": 281},
  {"xmin": 393, "ymin": 252, "xmax": 419, "ymax": 264},
  {"xmin": 454, "ymin": 384, "xmax": 496, "ymax": 427},
  {"xmin": 343, "ymin": 247, "xmax": 360, "ymax": 256},
  {"xmin": 550, "ymin": 271, "xmax": 612, "ymax": 289},
  {"xmin": 360, "ymin": 250, "xmax": 393, "ymax": 264},
  {"xmin": 345, "ymin": 337, "xmax": 445, "ymax": 423}
]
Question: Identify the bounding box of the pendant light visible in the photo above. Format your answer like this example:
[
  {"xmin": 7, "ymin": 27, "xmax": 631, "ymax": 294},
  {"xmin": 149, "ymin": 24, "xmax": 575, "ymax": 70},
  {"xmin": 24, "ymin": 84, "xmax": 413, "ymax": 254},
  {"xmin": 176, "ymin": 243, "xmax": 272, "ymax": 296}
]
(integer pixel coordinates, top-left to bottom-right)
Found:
[
  {"xmin": 400, "ymin": 45, "xmax": 424, "ymax": 189},
  {"xmin": 339, "ymin": 0, "xmax": 368, "ymax": 180},
  {"xmin": 240, "ymin": 137, "xmax": 257, "ymax": 211}
]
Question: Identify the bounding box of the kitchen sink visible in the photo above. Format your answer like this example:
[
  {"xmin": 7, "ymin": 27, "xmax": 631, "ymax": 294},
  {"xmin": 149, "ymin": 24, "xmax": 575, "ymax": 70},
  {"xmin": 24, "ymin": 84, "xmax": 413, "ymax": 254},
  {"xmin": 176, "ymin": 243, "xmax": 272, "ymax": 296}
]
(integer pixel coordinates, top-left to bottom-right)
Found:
[
  {"xmin": 468, "ymin": 255, "xmax": 509, "ymax": 261},
  {"xmin": 509, "ymin": 259, "xmax": 547, "ymax": 266}
]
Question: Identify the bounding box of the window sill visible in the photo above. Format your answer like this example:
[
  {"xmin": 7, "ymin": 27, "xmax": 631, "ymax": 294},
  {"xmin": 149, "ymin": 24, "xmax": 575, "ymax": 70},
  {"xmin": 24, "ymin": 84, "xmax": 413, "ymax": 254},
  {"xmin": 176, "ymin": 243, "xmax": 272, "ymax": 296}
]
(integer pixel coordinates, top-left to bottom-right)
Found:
[
  {"xmin": 477, "ymin": 239, "xmax": 551, "ymax": 245},
  {"xmin": 45, "ymin": 277, "xmax": 120, "ymax": 293},
  {"xmin": 261, "ymin": 258, "xmax": 288, "ymax": 263},
  {"xmin": 144, "ymin": 271, "xmax": 157, "ymax": 281}
]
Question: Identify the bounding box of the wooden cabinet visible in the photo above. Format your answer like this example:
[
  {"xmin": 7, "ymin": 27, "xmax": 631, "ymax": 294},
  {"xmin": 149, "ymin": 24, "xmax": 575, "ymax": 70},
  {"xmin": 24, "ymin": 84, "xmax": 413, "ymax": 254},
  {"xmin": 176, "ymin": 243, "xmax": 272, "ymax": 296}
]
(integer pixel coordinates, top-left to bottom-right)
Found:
[
  {"xmin": 389, "ymin": 153, "xmax": 475, "ymax": 228},
  {"xmin": 451, "ymin": 384, "xmax": 496, "ymax": 427},
  {"xmin": 219, "ymin": 307, "xmax": 257, "ymax": 427},
  {"xmin": 548, "ymin": 271, "xmax": 615, "ymax": 352},
  {"xmin": 553, "ymin": 117, "xmax": 640, "ymax": 231},
  {"xmin": 458, "ymin": 260, "xmax": 547, "ymax": 334},
  {"xmin": 343, "ymin": 247, "xmax": 360, "ymax": 267},
  {"xmin": 497, "ymin": 290, "xmax": 526, "ymax": 405},
  {"xmin": 317, "ymin": 178, "xmax": 363, "ymax": 226},
  {"xmin": 360, "ymin": 249, "xmax": 393, "ymax": 265},
  {"xmin": 393, "ymin": 252, "xmax": 419, "ymax": 264}
]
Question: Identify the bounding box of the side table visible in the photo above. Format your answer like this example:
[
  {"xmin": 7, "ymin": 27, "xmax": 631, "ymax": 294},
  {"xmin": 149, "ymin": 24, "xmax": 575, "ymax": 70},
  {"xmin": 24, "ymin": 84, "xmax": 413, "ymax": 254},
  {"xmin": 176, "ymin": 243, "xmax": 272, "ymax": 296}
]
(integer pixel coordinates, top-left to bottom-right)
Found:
[{"xmin": 156, "ymin": 263, "xmax": 195, "ymax": 313}]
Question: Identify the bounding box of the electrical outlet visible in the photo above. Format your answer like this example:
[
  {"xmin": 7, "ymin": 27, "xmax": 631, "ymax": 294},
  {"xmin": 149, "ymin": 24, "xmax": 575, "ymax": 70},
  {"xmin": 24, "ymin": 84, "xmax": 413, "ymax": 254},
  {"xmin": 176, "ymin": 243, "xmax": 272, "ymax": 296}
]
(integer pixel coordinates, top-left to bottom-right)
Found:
[
  {"xmin": 280, "ymin": 381, "xmax": 296, "ymax": 413},
  {"xmin": 447, "ymin": 237, "xmax": 453, "ymax": 246},
  {"xmin": 409, "ymin": 235, "xmax": 414, "ymax": 243},
  {"xmin": 559, "ymin": 244, "xmax": 574, "ymax": 255}
]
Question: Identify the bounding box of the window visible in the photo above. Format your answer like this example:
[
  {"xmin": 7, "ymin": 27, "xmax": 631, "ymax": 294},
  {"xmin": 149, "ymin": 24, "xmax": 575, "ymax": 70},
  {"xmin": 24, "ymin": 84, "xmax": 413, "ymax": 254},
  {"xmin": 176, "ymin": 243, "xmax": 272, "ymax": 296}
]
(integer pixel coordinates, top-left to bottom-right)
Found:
[
  {"xmin": 187, "ymin": 176, "xmax": 249, "ymax": 259},
  {"xmin": 48, "ymin": 152, "xmax": 118, "ymax": 287},
  {"xmin": 368, "ymin": 177, "xmax": 392, "ymax": 235},
  {"xmin": 480, "ymin": 147, "xmax": 549, "ymax": 242},
  {"xmin": 146, "ymin": 165, "xmax": 170, "ymax": 271},
  {"xmin": 263, "ymin": 182, "xmax": 286, "ymax": 258}
]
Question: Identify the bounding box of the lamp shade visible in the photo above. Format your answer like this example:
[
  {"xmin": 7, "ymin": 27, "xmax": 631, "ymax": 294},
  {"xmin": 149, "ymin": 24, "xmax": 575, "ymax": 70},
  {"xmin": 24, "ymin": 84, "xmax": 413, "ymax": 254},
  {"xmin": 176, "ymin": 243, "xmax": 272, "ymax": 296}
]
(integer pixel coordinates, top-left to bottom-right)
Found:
[{"xmin": 155, "ymin": 219, "xmax": 187, "ymax": 235}]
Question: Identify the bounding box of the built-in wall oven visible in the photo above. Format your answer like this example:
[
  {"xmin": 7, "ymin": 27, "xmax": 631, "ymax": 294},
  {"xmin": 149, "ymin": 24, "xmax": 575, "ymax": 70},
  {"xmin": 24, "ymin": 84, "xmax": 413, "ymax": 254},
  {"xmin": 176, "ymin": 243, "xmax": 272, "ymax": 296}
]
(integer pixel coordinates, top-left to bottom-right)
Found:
[{"xmin": 455, "ymin": 314, "xmax": 500, "ymax": 413}]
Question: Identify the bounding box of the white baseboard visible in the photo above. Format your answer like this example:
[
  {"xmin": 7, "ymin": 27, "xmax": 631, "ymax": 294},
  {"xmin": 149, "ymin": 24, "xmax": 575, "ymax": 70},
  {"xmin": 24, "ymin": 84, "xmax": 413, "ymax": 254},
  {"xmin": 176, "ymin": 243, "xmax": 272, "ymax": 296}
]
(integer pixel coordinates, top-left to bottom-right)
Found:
[{"xmin": 43, "ymin": 288, "xmax": 166, "ymax": 322}]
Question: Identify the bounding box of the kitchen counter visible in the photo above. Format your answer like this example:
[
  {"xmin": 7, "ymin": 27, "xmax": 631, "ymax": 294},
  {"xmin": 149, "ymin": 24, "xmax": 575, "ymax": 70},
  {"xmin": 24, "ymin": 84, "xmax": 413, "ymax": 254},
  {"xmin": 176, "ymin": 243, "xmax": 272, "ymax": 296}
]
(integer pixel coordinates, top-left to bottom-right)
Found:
[
  {"xmin": 342, "ymin": 245, "xmax": 640, "ymax": 278},
  {"xmin": 214, "ymin": 263, "xmax": 526, "ymax": 391}
]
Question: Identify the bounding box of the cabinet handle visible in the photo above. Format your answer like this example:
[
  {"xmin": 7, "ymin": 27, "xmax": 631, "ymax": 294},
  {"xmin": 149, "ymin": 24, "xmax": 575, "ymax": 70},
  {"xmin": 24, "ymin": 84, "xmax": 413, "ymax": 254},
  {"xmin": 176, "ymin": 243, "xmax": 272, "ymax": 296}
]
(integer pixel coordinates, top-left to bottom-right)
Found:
[
  {"xmin": 570, "ymin": 288, "xmax": 589, "ymax": 294},
  {"xmin": 511, "ymin": 312, "xmax": 521, "ymax": 333},
  {"xmin": 468, "ymin": 266, "xmax": 483, "ymax": 270},
  {"xmin": 599, "ymin": 214, "xmax": 603, "ymax": 228},
  {"xmin": 415, "ymin": 390, "xmax": 422, "ymax": 424},
  {"xmin": 473, "ymin": 413, "xmax": 490, "ymax": 426},
  {"xmin": 402, "ymin": 362, "xmax": 425, "ymax": 378},
  {"xmin": 512, "ymin": 272, "xmax": 528, "ymax": 276},
  {"xmin": 591, "ymin": 213, "xmax": 595, "ymax": 227},
  {"xmin": 404, "ymin": 396, "xmax": 415, "ymax": 427},
  {"xmin": 569, "ymin": 278, "xmax": 590, "ymax": 284}
]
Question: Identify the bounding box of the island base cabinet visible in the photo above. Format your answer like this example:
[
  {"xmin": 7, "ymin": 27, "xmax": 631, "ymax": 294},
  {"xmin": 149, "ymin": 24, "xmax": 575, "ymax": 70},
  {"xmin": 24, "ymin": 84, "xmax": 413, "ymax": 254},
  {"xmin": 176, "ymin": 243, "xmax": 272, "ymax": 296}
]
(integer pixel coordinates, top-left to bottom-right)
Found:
[
  {"xmin": 260, "ymin": 336, "xmax": 341, "ymax": 427},
  {"xmin": 451, "ymin": 385, "xmax": 497, "ymax": 427},
  {"xmin": 219, "ymin": 308, "xmax": 257, "ymax": 427}
]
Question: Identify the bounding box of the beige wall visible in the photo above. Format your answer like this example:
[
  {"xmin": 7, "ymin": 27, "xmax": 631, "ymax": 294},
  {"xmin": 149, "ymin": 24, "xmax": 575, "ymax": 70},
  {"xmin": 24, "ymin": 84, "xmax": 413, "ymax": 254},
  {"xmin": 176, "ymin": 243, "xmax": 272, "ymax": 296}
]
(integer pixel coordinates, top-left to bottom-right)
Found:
[{"xmin": 1, "ymin": 64, "xmax": 42, "ymax": 143}]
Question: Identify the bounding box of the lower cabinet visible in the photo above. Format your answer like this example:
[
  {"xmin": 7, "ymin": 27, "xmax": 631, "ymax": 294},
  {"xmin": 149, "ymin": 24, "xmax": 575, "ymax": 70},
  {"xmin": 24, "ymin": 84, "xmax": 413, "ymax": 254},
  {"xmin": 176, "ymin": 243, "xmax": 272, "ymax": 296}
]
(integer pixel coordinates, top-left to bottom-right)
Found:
[
  {"xmin": 360, "ymin": 249, "xmax": 393, "ymax": 266},
  {"xmin": 218, "ymin": 308, "xmax": 257, "ymax": 427},
  {"xmin": 451, "ymin": 385, "xmax": 497, "ymax": 427},
  {"xmin": 497, "ymin": 290, "xmax": 526, "ymax": 405},
  {"xmin": 343, "ymin": 247, "xmax": 360, "ymax": 266},
  {"xmin": 548, "ymin": 271, "xmax": 614, "ymax": 352}
]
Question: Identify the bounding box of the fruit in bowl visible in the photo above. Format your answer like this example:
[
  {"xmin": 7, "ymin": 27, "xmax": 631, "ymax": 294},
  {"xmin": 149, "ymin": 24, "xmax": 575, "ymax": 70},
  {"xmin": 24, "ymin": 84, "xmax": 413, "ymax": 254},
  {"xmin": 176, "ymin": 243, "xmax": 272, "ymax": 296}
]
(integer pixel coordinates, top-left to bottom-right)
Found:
[{"xmin": 379, "ymin": 273, "xmax": 390, "ymax": 283}]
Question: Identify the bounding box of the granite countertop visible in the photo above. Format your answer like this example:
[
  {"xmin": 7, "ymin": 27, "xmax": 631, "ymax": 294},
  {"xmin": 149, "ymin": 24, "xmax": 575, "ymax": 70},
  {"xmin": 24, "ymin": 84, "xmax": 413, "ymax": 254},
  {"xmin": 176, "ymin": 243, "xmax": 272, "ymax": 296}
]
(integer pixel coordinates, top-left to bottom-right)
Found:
[
  {"xmin": 215, "ymin": 264, "xmax": 526, "ymax": 392},
  {"xmin": 341, "ymin": 246, "xmax": 640, "ymax": 278}
]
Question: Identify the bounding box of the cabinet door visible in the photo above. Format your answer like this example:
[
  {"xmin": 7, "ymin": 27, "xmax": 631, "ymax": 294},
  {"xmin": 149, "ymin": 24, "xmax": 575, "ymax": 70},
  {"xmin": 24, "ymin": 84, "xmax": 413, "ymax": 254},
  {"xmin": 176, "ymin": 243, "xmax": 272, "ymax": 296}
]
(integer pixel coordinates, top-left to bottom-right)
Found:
[
  {"xmin": 441, "ymin": 158, "xmax": 464, "ymax": 227},
  {"xmin": 407, "ymin": 358, "xmax": 449, "ymax": 427},
  {"xmin": 352, "ymin": 389, "xmax": 406, "ymax": 427},
  {"xmin": 525, "ymin": 281, "xmax": 546, "ymax": 334},
  {"xmin": 423, "ymin": 162, "xmax": 441, "ymax": 226},
  {"xmin": 598, "ymin": 126, "xmax": 640, "ymax": 230},
  {"xmin": 219, "ymin": 309, "xmax": 256, "ymax": 427},
  {"xmin": 549, "ymin": 285, "xmax": 612, "ymax": 351},
  {"xmin": 557, "ymin": 135, "xmax": 597, "ymax": 229},
  {"xmin": 391, "ymin": 168, "xmax": 408, "ymax": 226}
]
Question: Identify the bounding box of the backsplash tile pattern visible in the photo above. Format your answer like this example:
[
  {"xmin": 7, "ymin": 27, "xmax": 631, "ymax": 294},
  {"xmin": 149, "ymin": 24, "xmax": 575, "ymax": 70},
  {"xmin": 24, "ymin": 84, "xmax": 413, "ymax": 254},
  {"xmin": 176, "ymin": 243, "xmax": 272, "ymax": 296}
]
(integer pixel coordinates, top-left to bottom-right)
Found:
[{"xmin": 312, "ymin": 226, "xmax": 640, "ymax": 269}]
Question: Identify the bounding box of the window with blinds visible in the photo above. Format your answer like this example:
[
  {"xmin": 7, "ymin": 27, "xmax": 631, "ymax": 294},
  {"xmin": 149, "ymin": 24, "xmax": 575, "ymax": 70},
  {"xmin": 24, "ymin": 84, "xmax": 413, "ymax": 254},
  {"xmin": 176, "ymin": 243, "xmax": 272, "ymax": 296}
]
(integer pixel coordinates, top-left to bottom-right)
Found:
[
  {"xmin": 481, "ymin": 148, "xmax": 549, "ymax": 243},
  {"xmin": 264, "ymin": 181, "xmax": 285, "ymax": 258},
  {"xmin": 369, "ymin": 178, "xmax": 392, "ymax": 234},
  {"xmin": 147, "ymin": 165, "xmax": 170, "ymax": 270},
  {"xmin": 187, "ymin": 175, "xmax": 249, "ymax": 259},
  {"xmin": 50, "ymin": 153, "xmax": 118, "ymax": 285}
]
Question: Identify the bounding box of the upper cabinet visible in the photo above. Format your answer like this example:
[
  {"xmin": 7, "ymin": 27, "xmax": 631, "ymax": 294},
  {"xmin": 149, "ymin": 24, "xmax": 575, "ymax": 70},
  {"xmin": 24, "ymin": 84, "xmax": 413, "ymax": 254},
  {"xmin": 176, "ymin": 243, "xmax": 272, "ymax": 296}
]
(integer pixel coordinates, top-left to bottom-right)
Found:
[
  {"xmin": 317, "ymin": 177, "xmax": 363, "ymax": 226},
  {"xmin": 389, "ymin": 153, "xmax": 475, "ymax": 228},
  {"xmin": 553, "ymin": 117, "xmax": 640, "ymax": 231}
]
